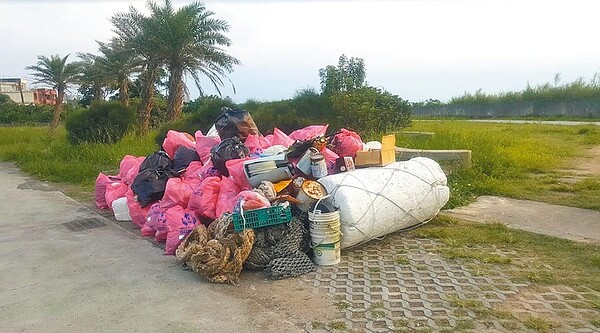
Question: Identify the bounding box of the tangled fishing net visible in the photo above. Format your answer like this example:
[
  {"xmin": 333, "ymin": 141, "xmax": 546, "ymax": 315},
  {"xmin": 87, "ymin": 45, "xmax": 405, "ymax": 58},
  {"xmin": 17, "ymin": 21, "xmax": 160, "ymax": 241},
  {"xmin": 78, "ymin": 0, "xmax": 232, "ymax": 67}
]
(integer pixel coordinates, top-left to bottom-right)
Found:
[
  {"xmin": 176, "ymin": 213, "xmax": 255, "ymax": 286},
  {"xmin": 244, "ymin": 216, "xmax": 315, "ymax": 278}
]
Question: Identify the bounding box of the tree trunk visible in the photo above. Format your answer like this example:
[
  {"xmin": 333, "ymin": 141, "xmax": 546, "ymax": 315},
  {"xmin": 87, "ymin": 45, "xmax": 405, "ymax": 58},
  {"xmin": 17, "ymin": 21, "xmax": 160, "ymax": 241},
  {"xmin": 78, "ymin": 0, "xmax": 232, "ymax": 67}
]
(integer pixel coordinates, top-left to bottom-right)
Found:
[
  {"xmin": 50, "ymin": 88, "xmax": 65, "ymax": 132},
  {"xmin": 166, "ymin": 65, "xmax": 184, "ymax": 122},
  {"xmin": 137, "ymin": 63, "xmax": 158, "ymax": 136},
  {"xmin": 92, "ymin": 85, "xmax": 103, "ymax": 101},
  {"xmin": 119, "ymin": 76, "xmax": 129, "ymax": 106}
]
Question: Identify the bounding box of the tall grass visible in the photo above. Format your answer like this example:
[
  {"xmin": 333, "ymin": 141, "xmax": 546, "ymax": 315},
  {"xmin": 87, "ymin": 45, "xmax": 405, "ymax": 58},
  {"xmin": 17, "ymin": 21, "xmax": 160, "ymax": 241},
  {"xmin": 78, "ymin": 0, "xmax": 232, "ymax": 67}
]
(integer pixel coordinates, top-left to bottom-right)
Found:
[
  {"xmin": 0, "ymin": 126, "xmax": 158, "ymax": 188},
  {"xmin": 447, "ymin": 74, "xmax": 600, "ymax": 105},
  {"xmin": 401, "ymin": 121, "xmax": 600, "ymax": 209}
]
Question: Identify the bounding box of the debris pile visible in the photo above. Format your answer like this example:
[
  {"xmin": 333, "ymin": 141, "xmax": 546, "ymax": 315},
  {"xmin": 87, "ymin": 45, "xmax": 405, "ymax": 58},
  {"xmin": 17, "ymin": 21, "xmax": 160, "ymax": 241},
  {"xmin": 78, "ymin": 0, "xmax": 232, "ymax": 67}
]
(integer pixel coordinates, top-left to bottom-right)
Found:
[{"xmin": 95, "ymin": 106, "xmax": 450, "ymax": 284}]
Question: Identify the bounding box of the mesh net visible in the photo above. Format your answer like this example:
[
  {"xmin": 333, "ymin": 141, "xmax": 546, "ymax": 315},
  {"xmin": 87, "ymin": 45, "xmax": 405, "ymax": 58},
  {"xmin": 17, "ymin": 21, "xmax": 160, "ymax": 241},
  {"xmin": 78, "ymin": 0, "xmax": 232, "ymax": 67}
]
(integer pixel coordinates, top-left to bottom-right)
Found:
[{"xmin": 267, "ymin": 251, "xmax": 315, "ymax": 279}]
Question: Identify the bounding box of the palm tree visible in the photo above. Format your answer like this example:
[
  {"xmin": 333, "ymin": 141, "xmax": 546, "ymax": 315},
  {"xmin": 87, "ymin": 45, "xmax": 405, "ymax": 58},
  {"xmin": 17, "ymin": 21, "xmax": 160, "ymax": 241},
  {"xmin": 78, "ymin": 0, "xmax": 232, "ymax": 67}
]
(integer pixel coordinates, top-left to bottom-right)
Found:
[
  {"xmin": 26, "ymin": 54, "xmax": 81, "ymax": 131},
  {"xmin": 111, "ymin": 5, "xmax": 163, "ymax": 135},
  {"xmin": 77, "ymin": 53, "xmax": 109, "ymax": 101},
  {"xmin": 148, "ymin": 0, "xmax": 240, "ymax": 122},
  {"xmin": 94, "ymin": 41, "xmax": 142, "ymax": 106}
]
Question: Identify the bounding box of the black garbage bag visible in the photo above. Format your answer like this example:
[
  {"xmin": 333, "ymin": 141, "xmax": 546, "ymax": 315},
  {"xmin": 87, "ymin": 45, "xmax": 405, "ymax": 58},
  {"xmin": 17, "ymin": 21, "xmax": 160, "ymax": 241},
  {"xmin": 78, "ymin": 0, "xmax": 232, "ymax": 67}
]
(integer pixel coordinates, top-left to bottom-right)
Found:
[
  {"xmin": 215, "ymin": 107, "xmax": 260, "ymax": 140},
  {"xmin": 131, "ymin": 169, "xmax": 176, "ymax": 207},
  {"xmin": 139, "ymin": 151, "xmax": 172, "ymax": 172},
  {"xmin": 210, "ymin": 137, "xmax": 250, "ymax": 177},
  {"xmin": 172, "ymin": 146, "xmax": 200, "ymax": 174}
]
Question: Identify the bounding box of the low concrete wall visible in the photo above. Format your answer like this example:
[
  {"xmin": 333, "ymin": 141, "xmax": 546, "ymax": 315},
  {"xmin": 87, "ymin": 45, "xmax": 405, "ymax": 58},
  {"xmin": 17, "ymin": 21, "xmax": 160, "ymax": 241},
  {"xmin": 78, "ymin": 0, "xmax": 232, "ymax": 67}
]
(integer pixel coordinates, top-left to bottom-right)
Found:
[
  {"xmin": 414, "ymin": 99, "xmax": 600, "ymax": 118},
  {"xmin": 395, "ymin": 147, "xmax": 472, "ymax": 169}
]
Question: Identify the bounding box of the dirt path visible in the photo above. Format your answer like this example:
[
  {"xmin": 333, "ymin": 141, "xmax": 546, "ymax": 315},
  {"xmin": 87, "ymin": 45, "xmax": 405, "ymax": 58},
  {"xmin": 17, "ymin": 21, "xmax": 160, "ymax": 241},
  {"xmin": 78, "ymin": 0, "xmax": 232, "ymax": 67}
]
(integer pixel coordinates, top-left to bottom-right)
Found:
[{"xmin": 568, "ymin": 145, "xmax": 600, "ymax": 175}]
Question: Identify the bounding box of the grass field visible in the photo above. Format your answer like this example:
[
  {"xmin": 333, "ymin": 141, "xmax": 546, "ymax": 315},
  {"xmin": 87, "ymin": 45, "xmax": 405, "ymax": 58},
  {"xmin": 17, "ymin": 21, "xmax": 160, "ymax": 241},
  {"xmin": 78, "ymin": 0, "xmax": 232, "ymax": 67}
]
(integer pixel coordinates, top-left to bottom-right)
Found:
[{"xmin": 399, "ymin": 121, "xmax": 600, "ymax": 210}]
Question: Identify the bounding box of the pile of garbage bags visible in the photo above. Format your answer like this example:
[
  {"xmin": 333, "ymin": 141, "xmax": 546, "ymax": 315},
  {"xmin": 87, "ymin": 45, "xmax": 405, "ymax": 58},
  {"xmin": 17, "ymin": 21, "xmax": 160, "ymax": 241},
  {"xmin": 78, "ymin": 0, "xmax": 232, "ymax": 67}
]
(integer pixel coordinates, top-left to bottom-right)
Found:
[{"xmin": 95, "ymin": 107, "xmax": 450, "ymax": 285}]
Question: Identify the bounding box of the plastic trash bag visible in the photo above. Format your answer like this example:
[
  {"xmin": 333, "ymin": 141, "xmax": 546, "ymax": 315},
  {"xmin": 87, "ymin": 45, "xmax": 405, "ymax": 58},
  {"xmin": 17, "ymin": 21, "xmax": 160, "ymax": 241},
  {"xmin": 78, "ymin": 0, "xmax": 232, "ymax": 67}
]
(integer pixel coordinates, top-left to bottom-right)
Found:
[
  {"xmin": 131, "ymin": 169, "xmax": 175, "ymax": 208},
  {"xmin": 95, "ymin": 173, "xmax": 120, "ymax": 209},
  {"xmin": 126, "ymin": 188, "xmax": 150, "ymax": 228},
  {"xmin": 141, "ymin": 203, "xmax": 165, "ymax": 237},
  {"xmin": 119, "ymin": 155, "xmax": 145, "ymax": 185},
  {"xmin": 270, "ymin": 128, "xmax": 294, "ymax": 148},
  {"xmin": 210, "ymin": 137, "xmax": 250, "ymax": 177},
  {"xmin": 181, "ymin": 161, "xmax": 203, "ymax": 181},
  {"xmin": 188, "ymin": 176, "xmax": 222, "ymax": 220},
  {"xmin": 160, "ymin": 177, "xmax": 194, "ymax": 209},
  {"xmin": 288, "ymin": 125, "xmax": 329, "ymax": 141},
  {"xmin": 165, "ymin": 205, "xmax": 199, "ymax": 255},
  {"xmin": 332, "ymin": 128, "xmax": 364, "ymax": 157},
  {"xmin": 214, "ymin": 107, "xmax": 260, "ymax": 140},
  {"xmin": 139, "ymin": 151, "xmax": 172, "ymax": 172},
  {"xmin": 234, "ymin": 191, "xmax": 271, "ymax": 212},
  {"xmin": 104, "ymin": 181, "xmax": 128, "ymax": 212},
  {"xmin": 226, "ymin": 157, "xmax": 252, "ymax": 191},
  {"xmin": 215, "ymin": 176, "xmax": 241, "ymax": 217},
  {"xmin": 172, "ymin": 146, "xmax": 200, "ymax": 174},
  {"xmin": 244, "ymin": 133, "xmax": 271, "ymax": 155},
  {"xmin": 163, "ymin": 130, "xmax": 195, "ymax": 158},
  {"xmin": 194, "ymin": 130, "xmax": 221, "ymax": 164}
]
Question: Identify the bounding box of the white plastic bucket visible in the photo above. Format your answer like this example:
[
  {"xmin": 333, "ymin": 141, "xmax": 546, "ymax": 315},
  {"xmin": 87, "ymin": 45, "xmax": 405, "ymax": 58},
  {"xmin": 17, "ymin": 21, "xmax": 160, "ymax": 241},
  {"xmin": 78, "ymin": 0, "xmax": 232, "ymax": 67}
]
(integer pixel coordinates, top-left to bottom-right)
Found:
[{"xmin": 312, "ymin": 241, "xmax": 341, "ymax": 265}]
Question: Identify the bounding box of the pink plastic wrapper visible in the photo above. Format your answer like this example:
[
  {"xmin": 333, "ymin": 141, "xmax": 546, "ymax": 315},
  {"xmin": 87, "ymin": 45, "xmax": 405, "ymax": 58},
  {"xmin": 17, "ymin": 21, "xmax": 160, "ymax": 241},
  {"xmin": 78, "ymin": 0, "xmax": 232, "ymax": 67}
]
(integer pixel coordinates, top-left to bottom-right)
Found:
[
  {"xmin": 226, "ymin": 157, "xmax": 252, "ymax": 191},
  {"xmin": 141, "ymin": 203, "xmax": 165, "ymax": 237},
  {"xmin": 126, "ymin": 188, "xmax": 150, "ymax": 228},
  {"xmin": 160, "ymin": 177, "xmax": 194, "ymax": 209},
  {"xmin": 165, "ymin": 205, "xmax": 198, "ymax": 255},
  {"xmin": 194, "ymin": 130, "xmax": 220, "ymax": 164},
  {"xmin": 215, "ymin": 177, "xmax": 242, "ymax": 217},
  {"xmin": 289, "ymin": 125, "xmax": 329, "ymax": 141},
  {"xmin": 163, "ymin": 130, "xmax": 195, "ymax": 158},
  {"xmin": 188, "ymin": 176, "xmax": 221, "ymax": 220},
  {"xmin": 104, "ymin": 181, "xmax": 128, "ymax": 212},
  {"xmin": 119, "ymin": 155, "xmax": 145, "ymax": 185},
  {"xmin": 235, "ymin": 191, "xmax": 271, "ymax": 211},
  {"xmin": 95, "ymin": 173, "xmax": 120, "ymax": 209},
  {"xmin": 332, "ymin": 128, "xmax": 363, "ymax": 157}
]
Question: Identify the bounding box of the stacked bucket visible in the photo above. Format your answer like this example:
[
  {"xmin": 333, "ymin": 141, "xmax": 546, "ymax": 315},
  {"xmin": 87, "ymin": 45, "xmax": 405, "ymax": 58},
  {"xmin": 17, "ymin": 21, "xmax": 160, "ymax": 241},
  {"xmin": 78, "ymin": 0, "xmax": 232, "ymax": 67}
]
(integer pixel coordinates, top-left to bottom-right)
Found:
[{"xmin": 309, "ymin": 205, "xmax": 341, "ymax": 265}]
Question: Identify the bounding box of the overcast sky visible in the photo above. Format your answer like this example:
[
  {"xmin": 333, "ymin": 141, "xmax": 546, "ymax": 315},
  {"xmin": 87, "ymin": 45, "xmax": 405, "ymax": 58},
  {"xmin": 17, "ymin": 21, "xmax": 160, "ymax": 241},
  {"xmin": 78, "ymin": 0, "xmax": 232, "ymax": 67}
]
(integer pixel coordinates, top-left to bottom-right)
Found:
[{"xmin": 1, "ymin": 0, "xmax": 599, "ymax": 103}]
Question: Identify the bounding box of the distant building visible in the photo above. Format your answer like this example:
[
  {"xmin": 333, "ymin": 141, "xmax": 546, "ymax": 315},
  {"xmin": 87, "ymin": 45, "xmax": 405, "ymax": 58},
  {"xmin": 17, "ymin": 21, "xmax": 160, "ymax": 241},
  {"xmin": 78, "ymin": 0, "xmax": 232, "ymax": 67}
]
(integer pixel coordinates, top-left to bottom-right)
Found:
[
  {"xmin": 33, "ymin": 88, "xmax": 57, "ymax": 105},
  {"xmin": 0, "ymin": 78, "xmax": 57, "ymax": 105}
]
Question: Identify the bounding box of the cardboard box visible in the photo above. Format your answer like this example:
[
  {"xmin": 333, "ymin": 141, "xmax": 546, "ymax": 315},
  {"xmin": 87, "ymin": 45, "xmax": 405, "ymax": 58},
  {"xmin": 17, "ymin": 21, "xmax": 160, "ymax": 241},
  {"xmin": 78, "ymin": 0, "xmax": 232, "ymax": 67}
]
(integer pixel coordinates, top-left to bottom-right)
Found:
[{"xmin": 355, "ymin": 134, "xmax": 396, "ymax": 167}]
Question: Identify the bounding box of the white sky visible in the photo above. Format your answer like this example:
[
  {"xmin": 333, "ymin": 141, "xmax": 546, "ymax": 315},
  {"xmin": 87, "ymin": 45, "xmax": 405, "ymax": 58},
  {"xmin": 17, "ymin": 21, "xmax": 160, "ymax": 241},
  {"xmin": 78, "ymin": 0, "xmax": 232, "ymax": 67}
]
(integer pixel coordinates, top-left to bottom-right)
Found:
[{"xmin": 1, "ymin": 0, "xmax": 599, "ymax": 103}]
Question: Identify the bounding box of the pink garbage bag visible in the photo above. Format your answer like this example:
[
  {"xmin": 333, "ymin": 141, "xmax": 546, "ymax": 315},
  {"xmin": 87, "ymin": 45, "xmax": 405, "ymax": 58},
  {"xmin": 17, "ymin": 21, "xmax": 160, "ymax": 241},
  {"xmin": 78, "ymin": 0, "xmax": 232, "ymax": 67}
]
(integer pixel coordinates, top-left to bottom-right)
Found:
[
  {"xmin": 141, "ymin": 203, "xmax": 165, "ymax": 237},
  {"xmin": 289, "ymin": 125, "xmax": 329, "ymax": 141},
  {"xmin": 332, "ymin": 128, "xmax": 364, "ymax": 157},
  {"xmin": 226, "ymin": 157, "xmax": 252, "ymax": 191},
  {"xmin": 165, "ymin": 205, "xmax": 199, "ymax": 255},
  {"xmin": 104, "ymin": 181, "xmax": 129, "ymax": 212},
  {"xmin": 163, "ymin": 130, "xmax": 195, "ymax": 158},
  {"xmin": 181, "ymin": 161, "xmax": 203, "ymax": 181},
  {"xmin": 215, "ymin": 177, "xmax": 242, "ymax": 217},
  {"xmin": 322, "ymin": 148, "xmax": 340, "ymax": 175},
  {"xmin": 270, "ymin": 128, "xmax": 294, "ymax": 148},
  {"xmin": 119, "ymin": 155, "xmax": 145, "ymax": 185},
  {"xmin": 245, "ymin": 134, "xmax": 271, "ymax": 155},
  {"xmin": 188, "ymin": 176, "xmax": 221, "ymax": 220},
  {"xmin": 160, "ymin": 178, "xmax": 193, "ymax": 209},
  {"xmin": 194, "ymin": 130, "xmax": 220, "ymax": 164},
  {"xmin": 235, "ymin": 191, "xmax": 271, "ymax": 211},
  {"xmin": 126, "ymin": 188, "xmax": 150, "ymax": 228},
  {"xmin": 95, "ymin": 173, "xmax": 120, "ymax": 209}
]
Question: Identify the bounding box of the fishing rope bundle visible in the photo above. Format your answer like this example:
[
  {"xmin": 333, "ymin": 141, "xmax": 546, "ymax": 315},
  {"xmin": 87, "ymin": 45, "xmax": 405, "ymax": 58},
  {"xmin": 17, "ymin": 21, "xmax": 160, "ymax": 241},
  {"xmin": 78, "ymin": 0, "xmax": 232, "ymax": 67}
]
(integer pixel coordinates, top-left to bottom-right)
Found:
[{"xmin": 176, "ymin": 213, "xmax": 255, "ymax": 286}]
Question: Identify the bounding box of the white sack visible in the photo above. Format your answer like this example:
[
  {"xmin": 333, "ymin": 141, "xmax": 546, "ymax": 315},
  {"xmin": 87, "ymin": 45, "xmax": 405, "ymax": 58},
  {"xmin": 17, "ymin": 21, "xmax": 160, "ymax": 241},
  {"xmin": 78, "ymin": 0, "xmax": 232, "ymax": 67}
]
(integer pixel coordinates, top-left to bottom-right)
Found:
[
  {"xmin": 112, "ymin": 197, "xmax": 132, "ymax": 221},
  {"xmin": 317, "ymin": 157, "xmax": 449, "ymax": 249}
]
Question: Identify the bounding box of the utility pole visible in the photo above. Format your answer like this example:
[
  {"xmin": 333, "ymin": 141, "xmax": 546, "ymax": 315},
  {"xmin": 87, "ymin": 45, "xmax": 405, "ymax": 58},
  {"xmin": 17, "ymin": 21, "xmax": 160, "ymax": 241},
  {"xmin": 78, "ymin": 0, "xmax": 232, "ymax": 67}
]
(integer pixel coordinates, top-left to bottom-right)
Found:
[{"xmin": 18, "ymin": 78, "xmax": 25, "ymax": 104}]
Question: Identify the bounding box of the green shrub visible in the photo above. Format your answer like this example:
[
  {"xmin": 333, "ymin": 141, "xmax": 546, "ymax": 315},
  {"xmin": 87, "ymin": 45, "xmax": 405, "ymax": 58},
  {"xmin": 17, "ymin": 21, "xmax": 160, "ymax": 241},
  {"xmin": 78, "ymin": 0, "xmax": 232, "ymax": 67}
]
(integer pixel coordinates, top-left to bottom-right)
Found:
[
  {"xmin": 66, "ymin": 101, "xmax": 136, "ymax": 144},
  {"xmin": 155, "ymin": 96, "xmax": 235, "ymax": 146},
  {"xmin": 0, "ymin": 99, "xmax": 54, "ymax": 124},
  {"xmin": 330, "ymin": 86, "xmax": 412, "ymax": 135}
]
